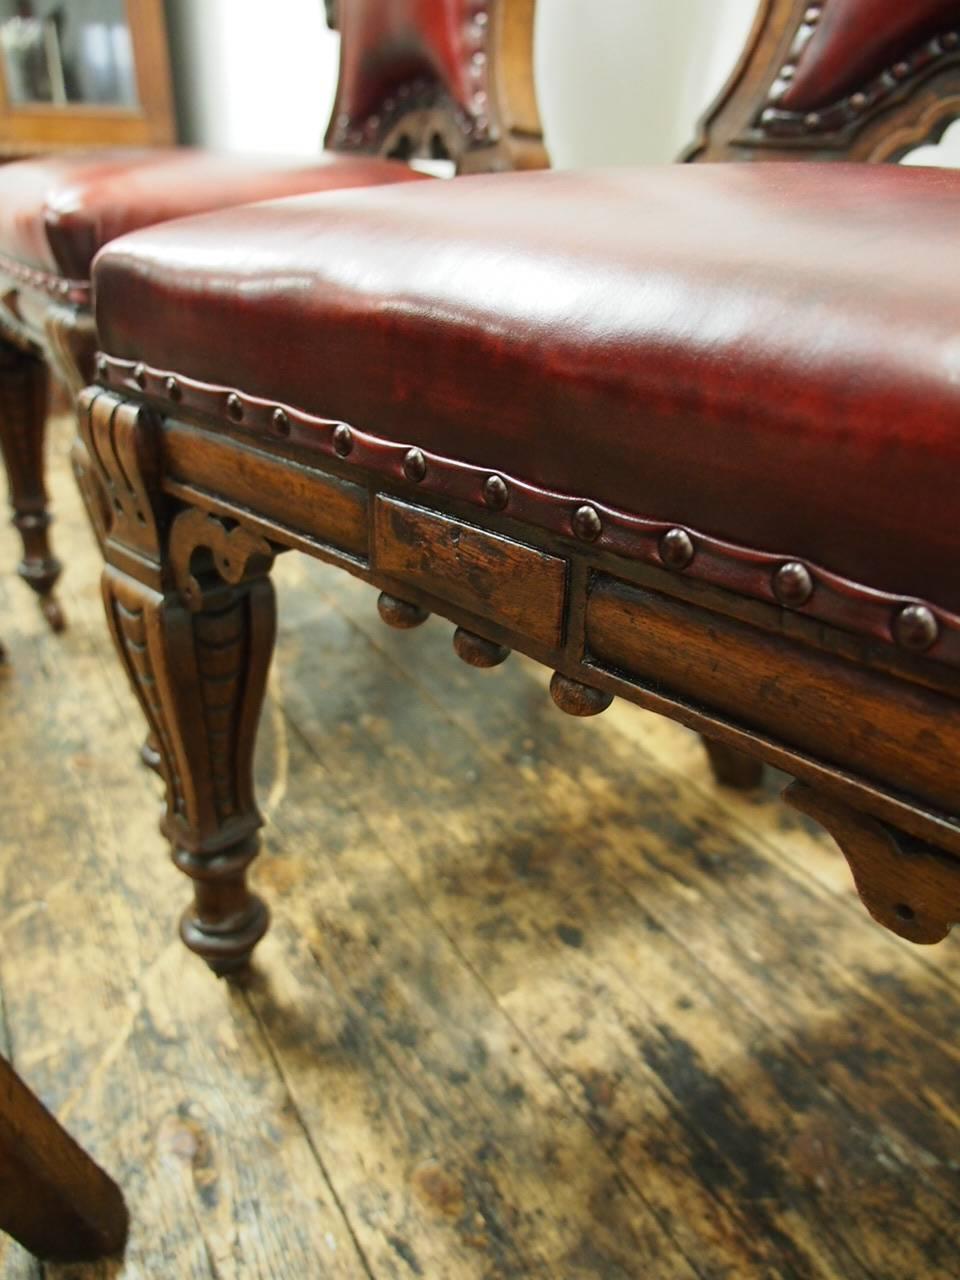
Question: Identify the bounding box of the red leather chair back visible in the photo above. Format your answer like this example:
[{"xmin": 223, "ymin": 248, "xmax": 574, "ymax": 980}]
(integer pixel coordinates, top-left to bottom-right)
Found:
[
  {"xmin": 687, "ymin": 0, "xmax": 960, "ymax": 162},
  {"xmin": 324, "ymin": 0, "xmax": 546, "ymax": 172}
]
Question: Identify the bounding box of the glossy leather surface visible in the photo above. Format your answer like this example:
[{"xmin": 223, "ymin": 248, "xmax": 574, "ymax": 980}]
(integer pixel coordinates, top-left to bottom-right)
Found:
[
  {"xmin": 0, "ymin": 148, "xmax": 426, "ymax": 281},
  {"xmin": 94, "ymin": 164, "xmax": 960, "ymax": 611},
  {"xmin": 782, "ymin": 0, "xmax": 960, "ymax": 111},
  {"xmin": 329, "ymin": 0, "xmax": 485, "ymax": 139}
]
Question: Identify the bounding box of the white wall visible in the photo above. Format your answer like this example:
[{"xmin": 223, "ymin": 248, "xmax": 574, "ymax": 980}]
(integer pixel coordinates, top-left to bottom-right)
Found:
[
  {"xmin": 164, "ymin": 0, "xmax": 960, "ymax": 168},
  {"xmin": 164, "ymin": 0, "xmax": 338, "ymax": 155}
]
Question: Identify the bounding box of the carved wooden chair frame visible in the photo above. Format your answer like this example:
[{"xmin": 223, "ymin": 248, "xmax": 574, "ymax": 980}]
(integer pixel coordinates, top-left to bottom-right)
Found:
[
  {"xmin": 77, "ymin": 358, "xmax": 960, "ymax": 975},
  {"xmin": 686, "ymin": 0, "xmax": 960, "ymax": 162}
]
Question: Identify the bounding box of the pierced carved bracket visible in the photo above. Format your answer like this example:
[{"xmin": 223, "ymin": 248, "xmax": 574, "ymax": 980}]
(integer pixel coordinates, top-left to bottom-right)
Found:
[
  {"xmin": 168, "ymin": 507, "xmax": 275, "ymax": 611},
  {"xmin": 784, "ymin": 781, "xmax": 960, "ymax": 944}
]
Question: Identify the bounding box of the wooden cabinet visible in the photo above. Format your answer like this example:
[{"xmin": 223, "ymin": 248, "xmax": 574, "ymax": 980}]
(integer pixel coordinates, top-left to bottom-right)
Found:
[{"xmin": 0, "ymin": 0, "xmax": 174, "ymax": 155}]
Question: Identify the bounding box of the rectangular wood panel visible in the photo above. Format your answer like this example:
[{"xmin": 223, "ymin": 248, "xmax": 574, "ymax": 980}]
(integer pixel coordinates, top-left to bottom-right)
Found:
[
  {"xmin": 163, "ymin": 424, "xmax": 368, "ymax": 558},
  {"xmin": 374, "ymin": 496, "xmax": 567, "ymax": 649},
  {"xmin": 587, "ymin": 575, "xmax": 960, "ymax": 814}
]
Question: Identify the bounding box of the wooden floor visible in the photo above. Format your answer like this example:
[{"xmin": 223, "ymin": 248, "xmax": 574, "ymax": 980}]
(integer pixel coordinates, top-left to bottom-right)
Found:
[{"xmin": 1, "ymin": 416, "xmax": 958, "ymax": 1280}]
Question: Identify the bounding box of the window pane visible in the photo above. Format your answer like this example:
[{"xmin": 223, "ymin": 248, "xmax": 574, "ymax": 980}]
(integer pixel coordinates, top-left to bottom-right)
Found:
[{"xmin": 0, "ymin": 1, "xmax": 137, "ymax": 107}]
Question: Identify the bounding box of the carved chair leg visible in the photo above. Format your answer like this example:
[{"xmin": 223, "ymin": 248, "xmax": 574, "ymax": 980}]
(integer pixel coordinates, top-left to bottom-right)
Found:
[
  {"xmin": 81, "ymin": 390, "xmax": 276, "ymax": 975},
  {"xmin": 784, "ymin": 782, "xmax": 960, "ymax": 944},
  {"xmin": 0, "ymin": 341, "xmax": 63, "ymax": 630},
  {"xmin": 0, "ymin": 1056, "xmax": 128, "ymax": 1261},
  {"xmin": 701, "ymin": 736, "xmax": 765, "ymax": 789},
  {"xmin": 102, "ymin": 563, "xmax": 275, "ymax": 976},
  {"xmin": 70, "ymin": 435, "xmax": 111, "ymax": 553}
]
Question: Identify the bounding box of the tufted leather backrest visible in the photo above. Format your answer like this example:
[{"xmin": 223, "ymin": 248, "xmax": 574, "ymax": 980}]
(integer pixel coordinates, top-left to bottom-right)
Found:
[
  {"xmin": 324, "ymin": 0, "xmax": 546, "ymax": 173},
  {"xmin": 687, "ymin": 0, "xmax": 960, "ymax": 162}
]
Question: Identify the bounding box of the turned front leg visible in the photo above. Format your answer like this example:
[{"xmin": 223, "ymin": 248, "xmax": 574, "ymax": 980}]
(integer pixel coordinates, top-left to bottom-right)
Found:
[
  {"xmin": 80, "ymin": 389, "xmax": 277, "ymax": 974},
  {"xmin": 0, "ymin": 339, "xmax": 63, "ymax": 629},
  {"xmin": 103, "ymin": 565, "xmax": 275, "ymax": 973}
]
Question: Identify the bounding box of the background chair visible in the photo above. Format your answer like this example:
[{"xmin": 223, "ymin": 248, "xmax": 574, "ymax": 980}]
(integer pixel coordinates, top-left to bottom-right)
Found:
[{"xmin": 0, "ymin": 0, "xmax": 545, "ymax": 631}]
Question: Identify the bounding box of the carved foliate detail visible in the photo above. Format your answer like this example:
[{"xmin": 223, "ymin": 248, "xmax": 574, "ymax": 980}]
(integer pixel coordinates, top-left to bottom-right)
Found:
[
  {"xmin": 77, "ymin": 388, "xmax": 163, "ymax": 575},
  {"xmin": 70, "ymin": 436, "xmax": 111, "ymax": 552},
  {"xmin": 88, "ymin": 389, "xmax": 277, "ymax": 974},
  {"xmin": 785, "ymin": 781, "xmax": 960, "ymax": 944},
  {"xmin": 103, "ymin": 571, "xmax": 186, "ymax": 820}
]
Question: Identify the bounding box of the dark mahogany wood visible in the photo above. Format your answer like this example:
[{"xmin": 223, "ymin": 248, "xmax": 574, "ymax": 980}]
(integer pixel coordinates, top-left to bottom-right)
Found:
[
  {"xmin": 687, "ymin": 0, "xmax": 960, "ymax": 162},
  {"xmin": 0, "ymin": 1056, "xmax": 128, "ymax": 1262},
  {"xmin": 77, "ymin": 365, "xmax": 960, "ymax": 967},
  {"xmin": 0, "ymin": 335, "xmax": 62, "ymax": 630},
  {"xmin": 700, "ymin": 739, "xmax": 766, "ymax": 791}
]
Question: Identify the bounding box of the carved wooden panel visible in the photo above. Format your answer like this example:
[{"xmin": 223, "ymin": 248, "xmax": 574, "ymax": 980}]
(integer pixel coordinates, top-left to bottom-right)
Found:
[{"xmin": 374, "ymin": 495, "xmax": 567, "ymax": 648}]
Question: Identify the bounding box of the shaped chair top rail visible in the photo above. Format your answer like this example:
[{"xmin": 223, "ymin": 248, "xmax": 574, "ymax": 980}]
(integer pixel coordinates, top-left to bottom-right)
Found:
[
  {"xmin": 686, "ymin": 0, "xmax": 960, "ymax": 162},
  {"xmin": 325, "ymin": 0, "xmax": 546, "ymax": 172}
]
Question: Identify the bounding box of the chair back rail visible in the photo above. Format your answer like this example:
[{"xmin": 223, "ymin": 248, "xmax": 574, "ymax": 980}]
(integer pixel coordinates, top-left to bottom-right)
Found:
[
  {"xmin": 325, "ymin": 0, "xmax": 546, "ymax": 172},
  {"xmin": 686, "ymin": 0, "xmax": 960, "ymax": 162}
]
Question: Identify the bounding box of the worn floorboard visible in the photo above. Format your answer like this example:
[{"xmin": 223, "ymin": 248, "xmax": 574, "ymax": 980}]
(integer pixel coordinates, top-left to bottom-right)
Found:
[{"xmin": 0, "ymin": 416, "xmax": 957, "ymax": 1278}]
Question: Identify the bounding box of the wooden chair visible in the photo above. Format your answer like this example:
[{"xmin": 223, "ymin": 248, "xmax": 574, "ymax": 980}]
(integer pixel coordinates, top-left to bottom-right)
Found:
[
  {"xmin": 686, "ymin": 0, "xmax": 960, "ymax": 162},
  {"xmin": 61, "ymin": 3, "xmax": 960, "ymax": 975},
  {"xmin": 0, "ymin": 0, "xmax": 544, "ymax": 631},
  {"xmin": 0, "ymin": 1055, "xmax": 128, "ymax": 1262},
  {"xmin": 685, "ymin": 0, "xmax": 960, "ymax": 785}
]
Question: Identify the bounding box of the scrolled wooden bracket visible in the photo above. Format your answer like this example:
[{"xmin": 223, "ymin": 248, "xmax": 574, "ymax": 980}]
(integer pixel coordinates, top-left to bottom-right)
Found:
[
  {"xmin": 784, "ymin": 781, "xmax": 960, "ymax": 945},
  {"xmin": 169, "ymin": 507, "xmax": 274, "ymax": 610}
]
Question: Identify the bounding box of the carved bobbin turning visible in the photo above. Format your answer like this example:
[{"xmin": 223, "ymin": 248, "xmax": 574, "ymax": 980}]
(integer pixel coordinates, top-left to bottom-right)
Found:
[
  {"xmin": 377, "ymin": 591, "xmax": 430, "ymax": 629},
  {"xmin": 550, "ymin": 672, "xmax": 614, "ymax": 717},
  {"xmin": 453, "ymin": 626, "xmax": 510, "ymax": 668}
]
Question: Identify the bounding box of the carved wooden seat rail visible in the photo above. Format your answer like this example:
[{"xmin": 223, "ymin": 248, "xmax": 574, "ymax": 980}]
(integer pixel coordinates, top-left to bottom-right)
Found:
[{"xmin": 79, "ymin": 155, "xmax": 960, "ymax": 974}]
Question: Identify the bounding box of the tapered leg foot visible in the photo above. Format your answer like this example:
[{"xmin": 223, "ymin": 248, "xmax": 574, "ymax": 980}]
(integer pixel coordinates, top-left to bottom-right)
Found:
[
  {"xmin": 0, "ymin": 342, "xmax": 64, "ymax": 629},
  {"xmin": 701, "ymin": 737, "xmax": 764, "ymax": 789},
  {"xmin": 175, "ymin": 839, "xmax": 270, "ymax": 977}
]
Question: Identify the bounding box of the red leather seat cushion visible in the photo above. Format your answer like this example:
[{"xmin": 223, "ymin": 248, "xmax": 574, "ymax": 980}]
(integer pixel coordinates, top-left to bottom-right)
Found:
[
  {"xmin": 93, "ymin": 164, "xmax": 960, "ymax": 613},
  {"xmin": 0, "ymin": 148, "xmax": 426, "ymax": 282}
]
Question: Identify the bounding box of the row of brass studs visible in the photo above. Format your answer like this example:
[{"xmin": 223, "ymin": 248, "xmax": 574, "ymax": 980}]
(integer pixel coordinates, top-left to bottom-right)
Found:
[{"xmin": 117, "ymin": 364, "xmax": 943, "ymax": 657}]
